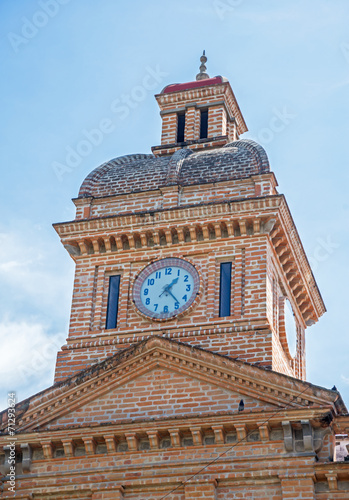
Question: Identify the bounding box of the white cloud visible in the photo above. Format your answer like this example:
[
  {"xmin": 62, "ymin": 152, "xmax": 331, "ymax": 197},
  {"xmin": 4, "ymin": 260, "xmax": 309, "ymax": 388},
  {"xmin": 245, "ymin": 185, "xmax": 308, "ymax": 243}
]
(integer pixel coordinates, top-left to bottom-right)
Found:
[
  {"xmin": 341, "ymin": 375, "xmax": 349, "ymax": 386},
  {"xmin": 0, "ymin": 259, "xmax": 33, "ymax": 272},
  {"xmin": 0, "ymin": 229, "xmax": 73, "ymax": 320},
  {"xmin": 0, "ymin": 226, "xmax": 73, "ymax": 410},
  {"xmin": 0, "ymin": 319, "xmax": 66, "ymax": 410}
]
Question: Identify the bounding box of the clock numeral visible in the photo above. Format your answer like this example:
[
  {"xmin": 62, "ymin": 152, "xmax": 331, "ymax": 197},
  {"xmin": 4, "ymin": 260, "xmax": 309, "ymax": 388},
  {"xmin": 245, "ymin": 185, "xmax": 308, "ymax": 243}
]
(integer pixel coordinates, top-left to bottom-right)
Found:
[
  {"xmin": 163, "ymin": 305, "xmax": 169, "ymax": 313},
  {"xmin": 165, "ymin": 267, "xmax": 172, "ymax": 275},
  {"xmin": 184, "ymin": 274, "xmax": 189, "ymax": 282},
  {"xmin": 147, "ymin": 278, "xmax": 155, "ymax": 286},
  {"xmin": 154, "ymin": 304, "xmax": 158, "ymax": 311},
  {"xmin": 174, "ymin": 302, "xmax": 179, "ymax": 310},
  {"xmin": 145, "ymin": 298, "xmax": 150, "ymax": 305},
  {"xmin": 177, "ymin": 269, "xmax": 180, "ymax": 276},
  {"xmin": 155, "ymin": 271, "xmax": 161, "ymax": 279},
  {"xmin": 186, "ymin": 284, "xmax": 191, "ymax": 292},
  {"xmin": 144, "ymin": 288, "xmax": 149, "ymax": 296},
  {"xmin": 182, "ymin": 294, "xmax": 187, "ymax": 301}
]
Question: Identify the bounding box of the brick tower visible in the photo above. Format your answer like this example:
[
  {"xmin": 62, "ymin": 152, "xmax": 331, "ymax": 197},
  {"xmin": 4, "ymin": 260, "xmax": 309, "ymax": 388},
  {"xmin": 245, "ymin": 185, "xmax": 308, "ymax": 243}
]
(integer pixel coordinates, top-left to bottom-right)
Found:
[
  {"xmin": 1, "ymin": 54, "xmax": 348, "ymax": 498},
  {"xmin": 53, "ymin": 52, "xmax": 323, "ymax": 384}
]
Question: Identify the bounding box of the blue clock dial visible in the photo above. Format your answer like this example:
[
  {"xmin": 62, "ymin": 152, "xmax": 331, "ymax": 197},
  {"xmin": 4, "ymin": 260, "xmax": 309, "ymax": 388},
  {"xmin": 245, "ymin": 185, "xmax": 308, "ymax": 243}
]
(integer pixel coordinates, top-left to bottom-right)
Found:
[{"xmin": 133, "ymin": 258, "xmax": 200, "ymax": 320}]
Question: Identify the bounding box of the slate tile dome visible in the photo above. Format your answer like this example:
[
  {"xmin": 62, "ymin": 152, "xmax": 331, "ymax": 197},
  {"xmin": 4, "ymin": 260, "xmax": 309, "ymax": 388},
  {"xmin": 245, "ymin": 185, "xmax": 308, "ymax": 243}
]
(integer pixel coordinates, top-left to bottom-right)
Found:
[{"xmin": 78, "ymin": 139, "xmax": 270, "ymax": 198}]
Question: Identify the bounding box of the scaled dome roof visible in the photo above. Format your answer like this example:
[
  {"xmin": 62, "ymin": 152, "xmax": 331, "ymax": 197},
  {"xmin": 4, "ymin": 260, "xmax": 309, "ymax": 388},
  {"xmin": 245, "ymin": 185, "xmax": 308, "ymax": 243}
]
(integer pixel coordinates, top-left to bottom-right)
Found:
[{"xmin": 78, "ymin": 139, "xmax": 270, "ymax": 199}]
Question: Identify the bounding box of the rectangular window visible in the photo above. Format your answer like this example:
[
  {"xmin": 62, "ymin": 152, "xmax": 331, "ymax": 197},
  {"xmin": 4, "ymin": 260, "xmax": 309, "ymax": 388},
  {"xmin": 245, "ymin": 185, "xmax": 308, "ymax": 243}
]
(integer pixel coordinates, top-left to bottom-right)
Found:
[
  {"xmin": 177, "ymin": 112, "xmax": 185, "ymax": 143},
  {"xmin": 105, "ymin": 275, "xmax": 121, "ymax": 329},
  {"xmin": 219, "ymin": 262, "xmax": 232, "ymax": 317},
  {"xmin": 200, "ymin": 109, "xmax": 208, "ymax": 139}
]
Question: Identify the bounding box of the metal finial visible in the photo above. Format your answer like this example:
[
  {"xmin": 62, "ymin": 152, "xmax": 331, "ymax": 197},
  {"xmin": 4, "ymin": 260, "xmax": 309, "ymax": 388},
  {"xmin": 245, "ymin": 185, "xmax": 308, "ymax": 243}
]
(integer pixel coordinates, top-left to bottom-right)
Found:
[{"xmin": 196, "ymin": 50, "xmax": 210, "ymax": 81}]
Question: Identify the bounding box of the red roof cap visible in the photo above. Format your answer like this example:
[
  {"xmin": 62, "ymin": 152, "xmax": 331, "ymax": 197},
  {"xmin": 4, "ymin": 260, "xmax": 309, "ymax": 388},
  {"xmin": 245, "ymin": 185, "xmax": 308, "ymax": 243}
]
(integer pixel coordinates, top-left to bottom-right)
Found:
[{"xmin": 162, "ymin": 76, "xmax": 225, "ymax": 94}]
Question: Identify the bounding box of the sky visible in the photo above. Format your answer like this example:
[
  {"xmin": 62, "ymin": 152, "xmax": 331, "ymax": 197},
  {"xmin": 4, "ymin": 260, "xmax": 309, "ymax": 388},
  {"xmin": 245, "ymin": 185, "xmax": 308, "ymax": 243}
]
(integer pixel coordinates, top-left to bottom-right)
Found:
[{"xmin": 0, "ymin": 0, "xmax": 348, "ymax": 410}]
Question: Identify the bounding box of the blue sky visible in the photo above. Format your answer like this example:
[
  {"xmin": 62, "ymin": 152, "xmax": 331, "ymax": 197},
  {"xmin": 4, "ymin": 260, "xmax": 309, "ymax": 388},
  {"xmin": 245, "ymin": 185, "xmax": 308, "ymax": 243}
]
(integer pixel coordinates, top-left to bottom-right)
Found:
[{"xmin": 1, "ymin": 0, "xmax": 348, "ymax": 409}]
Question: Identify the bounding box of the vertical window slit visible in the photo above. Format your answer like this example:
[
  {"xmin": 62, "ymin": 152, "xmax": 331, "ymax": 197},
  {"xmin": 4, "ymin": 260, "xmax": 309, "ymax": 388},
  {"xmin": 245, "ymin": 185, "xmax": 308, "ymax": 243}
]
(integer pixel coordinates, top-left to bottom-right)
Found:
[
  {"xmin": 219, "ymin": 262, "xmax": 232, "ymax": 317},
  {"xmin": 106, "ymin": 275, "xmax": 121, "ymax": 329},
  {"xmin": 200, "ymin": 109, "xmax": 208, "ymax": 139},
  {"xmin": 177, "ymin": 112, "xmax": 185, "ymax": 143}
]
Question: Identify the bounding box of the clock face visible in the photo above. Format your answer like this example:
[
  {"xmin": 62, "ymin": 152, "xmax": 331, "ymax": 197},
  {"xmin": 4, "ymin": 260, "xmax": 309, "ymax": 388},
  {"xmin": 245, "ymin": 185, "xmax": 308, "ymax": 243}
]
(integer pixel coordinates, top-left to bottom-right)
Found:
[{"xmin": 133, "ymin": 258, "xmax": 200, "ymax": 320}]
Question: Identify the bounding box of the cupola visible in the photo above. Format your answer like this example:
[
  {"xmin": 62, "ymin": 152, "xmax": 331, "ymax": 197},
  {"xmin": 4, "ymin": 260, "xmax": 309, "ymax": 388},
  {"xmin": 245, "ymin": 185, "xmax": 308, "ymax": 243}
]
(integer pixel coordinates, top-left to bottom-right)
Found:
[{"xmin": 152, "ymin": 51, "xmax": 248, "ymax": 157}]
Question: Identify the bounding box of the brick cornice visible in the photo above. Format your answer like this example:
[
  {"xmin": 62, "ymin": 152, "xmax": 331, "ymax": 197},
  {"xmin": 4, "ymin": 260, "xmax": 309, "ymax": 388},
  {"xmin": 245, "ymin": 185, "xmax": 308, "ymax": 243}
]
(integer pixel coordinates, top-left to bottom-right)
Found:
[
  {"xmin": 152, "ymin": 135, "xmax": 229, "ymax": 155},
  {"xmin": 272, "ymin": 195, "xmax": 326, "ymax": 322},
  {"xmin": 333, "ymin": 414, "xmax": 349, "ymax": 435},
  {"xmin": 314, "ymin": 461, "xmax": 349, "ymax": 478},
  {"xmin": 55, "ymin": 195, "xmax": 282, "ymax": 236},
  {"xmin": 0, "ymin": 407, "xmax": 330, "ymax": 445},
  {"xmin": 64, "ymin": 318, "xmax": 272, "ymax": 349}
]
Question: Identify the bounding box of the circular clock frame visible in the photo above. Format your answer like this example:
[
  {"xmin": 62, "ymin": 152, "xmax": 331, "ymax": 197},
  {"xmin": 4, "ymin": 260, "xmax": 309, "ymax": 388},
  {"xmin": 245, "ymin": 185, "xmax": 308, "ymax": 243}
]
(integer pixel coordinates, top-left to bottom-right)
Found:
[{"xmin": 132, "ymin": 257, "xmax": 201, "ymax": 321}]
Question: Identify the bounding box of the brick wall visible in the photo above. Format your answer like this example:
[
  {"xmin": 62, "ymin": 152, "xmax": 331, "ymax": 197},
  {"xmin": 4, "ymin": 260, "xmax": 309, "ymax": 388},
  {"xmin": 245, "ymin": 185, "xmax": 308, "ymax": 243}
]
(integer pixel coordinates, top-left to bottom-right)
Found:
[
  {"xmin": 217, "ymin": 484, "xmax": 282, "ymax": 499},
  {"xmin": 74, "ymin": 175, "xmax": 276, "ymax": 221},
  {"xmin": 2, "ymin": 444, "xmax": 326, "ymax": 499},
  {"xmin": 51, "ymin": 367, "xmax": 277, "ymax": 428},
  {"xmin": 53, "ymin": 79, "xmax": 324, "ymax": 390},
  {"xmin": 54, "ymin": 328, "xmax": 275, "ymax": 382},
  {"xmin": 54, "ymin": 201, "xmax": 309, "ymax": 382},
  {"xmin": 55, "ymin": 233, "xmax": 290, "ymax": 382}
]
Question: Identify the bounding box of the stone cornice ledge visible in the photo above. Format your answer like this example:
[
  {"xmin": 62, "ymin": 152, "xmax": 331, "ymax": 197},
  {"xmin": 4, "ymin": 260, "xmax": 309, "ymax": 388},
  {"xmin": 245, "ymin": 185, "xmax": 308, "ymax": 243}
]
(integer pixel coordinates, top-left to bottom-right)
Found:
[
  {"xmin": 53, "ymin": 195, "xmax": 282, "ymax": 236},
  {"xmin": 0, "ymin": 407, "xmax": 333, "ymax": 446}
]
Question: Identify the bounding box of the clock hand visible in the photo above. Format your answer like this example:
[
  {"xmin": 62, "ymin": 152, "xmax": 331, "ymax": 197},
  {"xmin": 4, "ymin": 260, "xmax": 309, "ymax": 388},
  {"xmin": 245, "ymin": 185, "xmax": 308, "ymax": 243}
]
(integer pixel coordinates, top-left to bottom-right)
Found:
[
  {"xmin": 159, "ymin": 286, "xmax": 169, "ymax": 298},
  {"xmin": 159, "ymin": 284, "xmax": 170, "ymax": 298},
  {"xmin": 159, "ymin": 277, "xmax": 179, "ymax": 297},
  {"xmin": 167, "ymin": 277, "xmax": 178, "ymax": 289},
  {"xmin": 167, "ymin": 290, "xmax": 179, "ymax": 303}
]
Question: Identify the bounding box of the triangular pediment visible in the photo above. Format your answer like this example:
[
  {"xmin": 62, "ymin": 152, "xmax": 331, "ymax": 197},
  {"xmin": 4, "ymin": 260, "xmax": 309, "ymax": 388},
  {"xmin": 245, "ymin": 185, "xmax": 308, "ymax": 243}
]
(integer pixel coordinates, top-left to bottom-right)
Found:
[
  {"xmin": 2, "ymin": 336, "xmax": 344, "ymax": 434},
  {"xmin": 47, "ymin": 365, "xmax": 279, "ymax": 429}
]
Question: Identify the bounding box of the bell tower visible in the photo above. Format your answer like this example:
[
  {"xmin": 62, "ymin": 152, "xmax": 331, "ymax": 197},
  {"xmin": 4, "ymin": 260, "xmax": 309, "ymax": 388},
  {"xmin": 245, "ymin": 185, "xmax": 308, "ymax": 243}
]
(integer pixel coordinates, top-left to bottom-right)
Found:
[
  {"xmin": 152, "ymin": 51, "xmax": 247, "ymax": 157},
  {"xmin": 53, "ymin": 54, "xmax": 325, "ymax": 383},
  {"xmin": 3, "ymin": 56, "xmax": 348, "ymax": 499}
]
